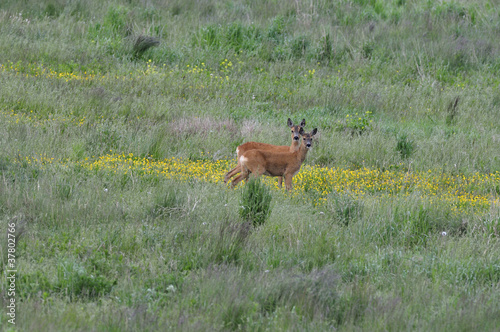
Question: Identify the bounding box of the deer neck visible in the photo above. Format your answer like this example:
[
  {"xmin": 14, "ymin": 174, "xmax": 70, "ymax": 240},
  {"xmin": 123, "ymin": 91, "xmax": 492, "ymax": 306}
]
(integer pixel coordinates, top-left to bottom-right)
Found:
[
  {"xmin": 297, "ymin": 142, "xmax": 310, "ymax": 163},
  {"xmin": 289, "ymin": 139, "xmax": 300, "ymax": 152}
]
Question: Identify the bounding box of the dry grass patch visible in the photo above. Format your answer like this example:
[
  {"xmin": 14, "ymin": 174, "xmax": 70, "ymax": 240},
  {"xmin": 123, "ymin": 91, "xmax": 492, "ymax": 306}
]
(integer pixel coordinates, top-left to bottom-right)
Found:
[{"xmin": 172, "ymin": 116, "xmax": 238, "ymax": 138}]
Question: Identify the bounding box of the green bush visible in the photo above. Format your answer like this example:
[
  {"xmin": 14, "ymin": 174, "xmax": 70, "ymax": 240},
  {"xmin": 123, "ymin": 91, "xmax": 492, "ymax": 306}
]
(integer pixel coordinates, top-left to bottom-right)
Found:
[
  {"xmin": 396, "ymin": 133, "xmax": 415, "ymax": 159},
  {"xmin": 133, "ymin": 35, "xmax": 160, "ymax": 58},
  {"xmin": 336, "ymin": 111, "xmax": 373, "ymax": 135},
  {"xmin": 103, "ymin": 5, "xmax": 130, "ymax": 35},
  {"xmin": 239, "ymin": 177, "xmax": 272, "ymax": 227},
  {"xmin": 317, "ymin": 33, "xmax": 333, "ymax": 61},
  {"xmin": 267, "ymin": 15, "xmax": 287, "ymax": 42},
  {"xmin": 291, "ymin": 35, "xmax": 309, "ymax": 59},
  {"xmin": 44, "ymin": 2, "xmax": 63, "ymax": 18},
  {"xmin": 56, "ymin": 260, "xmax": 116, "ymax": 300}
]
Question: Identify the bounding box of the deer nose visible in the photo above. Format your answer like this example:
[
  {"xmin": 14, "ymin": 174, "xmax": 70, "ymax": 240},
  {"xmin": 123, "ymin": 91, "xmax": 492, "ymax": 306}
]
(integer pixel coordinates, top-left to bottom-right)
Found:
[
  {"xmin": 293, "ymin": 135, "xmax": 300, "ymax": 140},
  {"xmin": 306, "ymin": 142, "xmax": 311, "ymax": 148}
]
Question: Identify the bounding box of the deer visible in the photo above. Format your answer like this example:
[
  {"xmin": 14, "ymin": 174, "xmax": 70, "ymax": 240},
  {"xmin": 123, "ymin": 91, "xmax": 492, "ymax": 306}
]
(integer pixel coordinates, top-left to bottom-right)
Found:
[
  {"xmin": 224, "ymin": 118, "xmax": 306, "ymax": 188},
  {"xmin": 229, "ymin": 128, "xmax": 318, "ymax": 191}
]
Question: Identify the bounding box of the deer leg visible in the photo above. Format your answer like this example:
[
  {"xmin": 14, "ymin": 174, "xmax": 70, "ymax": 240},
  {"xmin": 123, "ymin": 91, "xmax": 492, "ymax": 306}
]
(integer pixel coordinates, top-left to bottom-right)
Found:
[
  {"xmin": 284, "ymin": 173, "xmax": 294, "ymax": 192},
  {"xmin": 277, "ymin": 176, "xmax": 283, "ymax": 188},
  {"xmin": 234, "ymin": 164, "xmax": 264, "ymax": 187},
  {"xmin": 224, "ymin": 165, "xmax": 241, "ymax": 183},
  {"xmin": 231, "ymin": 167, "xmax": 250, "ymax": 188},
  {"xmin": 231, "ymin": 173, "xmax": 246, "ymax": 188}
]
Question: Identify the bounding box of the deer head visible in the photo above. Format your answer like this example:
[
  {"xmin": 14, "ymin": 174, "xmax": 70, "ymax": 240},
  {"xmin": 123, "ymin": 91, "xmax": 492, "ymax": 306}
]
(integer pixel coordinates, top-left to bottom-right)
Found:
[{"xmin": 288, "ymin": 118, "xmax": 306, "ymax": 142}]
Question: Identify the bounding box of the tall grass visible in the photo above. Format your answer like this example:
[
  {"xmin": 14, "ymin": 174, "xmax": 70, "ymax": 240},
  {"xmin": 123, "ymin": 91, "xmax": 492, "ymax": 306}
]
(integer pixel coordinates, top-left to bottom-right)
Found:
[
  {"xmin": 1, "ymin": 0, "xmax": 500, "ymax": 330},
  {"xmin": 239, "ymin": 177, "xmax": 273, "ymax": 227}
]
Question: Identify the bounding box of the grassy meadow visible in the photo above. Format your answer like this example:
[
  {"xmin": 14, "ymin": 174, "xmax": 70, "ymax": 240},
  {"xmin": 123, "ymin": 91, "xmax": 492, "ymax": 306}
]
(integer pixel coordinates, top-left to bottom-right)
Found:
[{"xmin": 1, "ymin": 0, "xmax": 500, "ymax": 330}]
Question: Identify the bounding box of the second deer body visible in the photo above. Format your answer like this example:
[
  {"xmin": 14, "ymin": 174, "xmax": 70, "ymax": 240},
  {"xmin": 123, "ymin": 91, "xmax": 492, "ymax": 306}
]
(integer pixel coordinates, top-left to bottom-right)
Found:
[
  {"xmin": 224, "ymin": 118, "xmax": 305, "ymax": 188},
  {"xmin": 229, "ymin": 128, "xmax": 317, "ymax": 191}
]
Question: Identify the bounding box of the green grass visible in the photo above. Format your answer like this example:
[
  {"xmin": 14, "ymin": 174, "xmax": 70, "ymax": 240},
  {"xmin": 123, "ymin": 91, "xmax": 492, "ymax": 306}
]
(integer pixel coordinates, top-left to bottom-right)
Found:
[{"xmin": 1, "ymin": 0, "xmax": 500, "ymax": 330}]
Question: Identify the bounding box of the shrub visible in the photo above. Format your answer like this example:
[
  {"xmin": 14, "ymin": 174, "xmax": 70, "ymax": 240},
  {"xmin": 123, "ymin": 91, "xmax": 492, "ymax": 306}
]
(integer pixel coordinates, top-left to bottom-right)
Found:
[
  {"xmin": 56, "ymin": 260, "xmax": 116, "ymax": 300},
  {"xmin": 239, "ymin": 177, "xmax": 272, "ymax": 227},
  {"xmin": 362, "ymin": 41, "xmax": 375, "ymax": 59},
  {"xmin": 395, "ymin": 133, "xmax": 415, "ymax": 159},
  {"xmin": 133, "ymin": 35, "xmax": 160, "ymax": 58},
  {"xmin": 103, "ymin": 5, "xmax": 130, "ymax": 35},
  {"xmin": 336, "ymin": 111, "xmax": 373, "ymax": 135},
  {"xmin": 18, "ymin": 271, "xmax": 52, "ymax": 299},
  {"xmin": 195, "ymin": 22, "xmax": 264, "ymax": 52},
  {"xmin": 226, "ymin": 22, "xmax": 245, "ymax": 50},
  {"xmin": 317, "ymin": 33, "xmax": 333, "ymax": 61},
  {"xmin": 267, "ymin": 15, "xmax": 287, "ymax": 43},
  {"xmin": 198, "ymin": 24, "xmax": 221, "ymax": 48},
  {"xmin": 291, "ymin": 35, "xmax": 309, "ymax": 58},
  {"xmin": 44, "ymin": 2, "xmax": 63, "ymax": 18}
]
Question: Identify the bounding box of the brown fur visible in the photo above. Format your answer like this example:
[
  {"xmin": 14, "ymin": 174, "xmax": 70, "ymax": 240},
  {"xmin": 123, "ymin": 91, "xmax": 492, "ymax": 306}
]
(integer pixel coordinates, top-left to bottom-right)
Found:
[
  {"xmin": 230, "ymin": 128, "xmax": 317, "ymax": 191},
  {"xmin": 224, "ymin": 118, "xmax": 305, "ymax": 187}
]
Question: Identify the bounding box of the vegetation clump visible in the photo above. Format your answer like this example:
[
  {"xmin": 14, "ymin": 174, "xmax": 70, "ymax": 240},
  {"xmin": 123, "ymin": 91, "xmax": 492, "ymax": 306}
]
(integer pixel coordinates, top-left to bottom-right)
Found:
[
  {"xmin": 396, "ymin": 133, "xmax": 415, "ymax": 159},
  {"xmin": 133, "ymin": 35, "xmax": 160, "ymax": 58},
  {"xmin": 239, "ymin": 177, "xmax": 273, "ymax": 227},
  {"xmin": 336, "ymin": 111, "xmax": 373, "ymax": 136}
]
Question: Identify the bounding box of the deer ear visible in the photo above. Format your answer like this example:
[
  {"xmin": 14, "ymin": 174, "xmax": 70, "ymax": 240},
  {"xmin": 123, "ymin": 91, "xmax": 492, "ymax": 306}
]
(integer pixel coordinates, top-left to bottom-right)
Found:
[
  {"xmin": 300, "ymin": 119, "xmax": 306, "ymax": 127},
  {"xmin": 287, "ymin": 118, "xmax": 293, "ymax": 128},
  {"xmin": 299, "ymin": 127, "xmax": 305, "ymax": 135},
  {"xmin": 311, "ymin": 128, "xmax": 318, "ymax": 136}
]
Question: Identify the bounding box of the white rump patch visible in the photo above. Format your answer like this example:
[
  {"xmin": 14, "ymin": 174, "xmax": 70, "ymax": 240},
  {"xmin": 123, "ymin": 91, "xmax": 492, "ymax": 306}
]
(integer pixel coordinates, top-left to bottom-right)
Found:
[
  {"xmin": 239, "ymin": 156, "xmax": 248, "ymax": 164},
  {"xmin": 236, "ymin": 147, "xmax": 240, "ymax": 155}
]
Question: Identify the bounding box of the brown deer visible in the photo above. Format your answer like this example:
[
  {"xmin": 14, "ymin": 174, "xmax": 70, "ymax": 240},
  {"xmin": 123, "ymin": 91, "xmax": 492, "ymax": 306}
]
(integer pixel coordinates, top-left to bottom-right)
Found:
[
  {"xmin": 229, "ymin": 128, "xmax": 318, "ymax": 191},
  {"xmin": 224, "ymin": 118, "xmax": 305, "ymax": 188}
]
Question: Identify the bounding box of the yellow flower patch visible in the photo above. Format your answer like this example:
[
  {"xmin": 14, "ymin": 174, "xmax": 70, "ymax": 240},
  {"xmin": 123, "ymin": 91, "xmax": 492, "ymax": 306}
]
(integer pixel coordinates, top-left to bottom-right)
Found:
[{"xmin": 17, "ymin": 154, "xmax": 500, "ymax": 215}]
